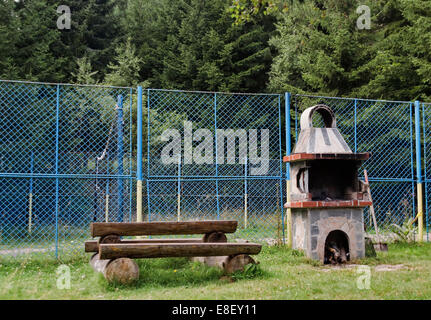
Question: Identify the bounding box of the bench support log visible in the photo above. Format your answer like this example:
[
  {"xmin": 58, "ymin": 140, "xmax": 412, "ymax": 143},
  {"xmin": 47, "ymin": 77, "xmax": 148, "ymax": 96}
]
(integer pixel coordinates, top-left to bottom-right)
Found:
[
  {"xmin": 90, "ymin": 253, "xmax": 139, "ymax": 285},
  {"xmin": 202, "ymin": 231, "xmax": 227, "ymax": 243},
  {"xmin": 192, "ymin": 254, "xmax": 257, "ymax": 274}
]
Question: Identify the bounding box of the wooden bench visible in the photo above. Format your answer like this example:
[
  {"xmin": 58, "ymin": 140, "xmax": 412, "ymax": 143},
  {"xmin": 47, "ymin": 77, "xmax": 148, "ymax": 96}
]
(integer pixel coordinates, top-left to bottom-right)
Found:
[{"xmin": 85, "ymin": 220, "xmax": 262, "ymax": 284}]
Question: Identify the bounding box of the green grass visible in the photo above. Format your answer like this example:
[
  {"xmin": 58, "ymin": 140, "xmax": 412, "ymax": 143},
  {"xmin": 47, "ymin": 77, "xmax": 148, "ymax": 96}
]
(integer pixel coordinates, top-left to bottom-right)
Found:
[{"xmin": 0, "ymin": 243, "xmax": 431, "ymax": 299}]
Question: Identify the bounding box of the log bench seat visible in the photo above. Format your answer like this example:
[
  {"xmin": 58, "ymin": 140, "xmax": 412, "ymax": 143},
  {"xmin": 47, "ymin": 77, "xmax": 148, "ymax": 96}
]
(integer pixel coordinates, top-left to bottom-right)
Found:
[
  {"xmin": 85, "ymin": 238, "xmax": 202, "ymax": 253},
  {"xmin": 99, "ymin": 242, "xmax": 262, "ymax": 260},
  {"xmin": 90, "ymin": 220, "xmax": 238, "ymax": 237},
  {"xmin": 85, "ymin": 220, "xmax": 262, "ymax": 284}
]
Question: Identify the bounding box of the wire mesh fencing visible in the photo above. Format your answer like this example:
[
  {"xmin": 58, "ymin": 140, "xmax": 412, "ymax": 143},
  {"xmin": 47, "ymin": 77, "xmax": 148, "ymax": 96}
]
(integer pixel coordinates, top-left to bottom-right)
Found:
[
  {"xmin": 145, "ymin": 89, "xmax": 285, "ymax": 243},
  {"xmin": 1, "ymin": 79, "xmax": 430, "ymax": 259},
  {"xmin": 422, "ymin": 103, "xmax": 431, "ymax": 240},
  {"xmin": 0, "ymin": 80, "xmax": 135, "ymax": 258}
]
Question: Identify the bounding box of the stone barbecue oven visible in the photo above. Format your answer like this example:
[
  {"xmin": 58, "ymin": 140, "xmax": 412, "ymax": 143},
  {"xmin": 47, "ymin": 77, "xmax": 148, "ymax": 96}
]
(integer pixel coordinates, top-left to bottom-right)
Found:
[{"xmin": 284, "ymin": 105, "xmax": 372, "ymax": 264}]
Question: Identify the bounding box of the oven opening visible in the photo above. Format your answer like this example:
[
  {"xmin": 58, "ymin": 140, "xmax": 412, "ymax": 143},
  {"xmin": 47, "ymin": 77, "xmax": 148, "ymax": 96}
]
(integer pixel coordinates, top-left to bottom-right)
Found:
[{"xmin": 324, "ymin": 230, "xmax": 350, "ymax": 264}]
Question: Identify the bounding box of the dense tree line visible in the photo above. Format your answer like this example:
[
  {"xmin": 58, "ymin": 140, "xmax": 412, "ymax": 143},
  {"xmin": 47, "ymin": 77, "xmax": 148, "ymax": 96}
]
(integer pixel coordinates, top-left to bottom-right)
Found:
[
  {"xmin": 1, "ymin": 0, "xmax": 431, "ymax": 100},
  {"xmin": 268, "ymin": 0, "xmax": 431, "ymax": 101},
  {"xmin": 0, "ymin": 0, "xmax": 276, "ymax": 93}
]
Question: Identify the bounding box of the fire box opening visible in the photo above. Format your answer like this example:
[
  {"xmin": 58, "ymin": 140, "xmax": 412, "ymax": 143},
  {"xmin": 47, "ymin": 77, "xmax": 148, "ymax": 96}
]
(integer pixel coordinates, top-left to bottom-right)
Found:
[
  {"xmin": 308, "ymin": 160, "xmax": 358, "ymax": 201},
  {"xmin": 324, "ymin": 230, "xmax": 350, "ymax": 264}
]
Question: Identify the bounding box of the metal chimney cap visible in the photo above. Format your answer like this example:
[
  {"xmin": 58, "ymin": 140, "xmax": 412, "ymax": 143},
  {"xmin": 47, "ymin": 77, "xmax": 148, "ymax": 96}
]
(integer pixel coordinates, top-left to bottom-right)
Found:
[{"xmin": 300, "ymin": 104, "xmax": 336, "ymax": 130}]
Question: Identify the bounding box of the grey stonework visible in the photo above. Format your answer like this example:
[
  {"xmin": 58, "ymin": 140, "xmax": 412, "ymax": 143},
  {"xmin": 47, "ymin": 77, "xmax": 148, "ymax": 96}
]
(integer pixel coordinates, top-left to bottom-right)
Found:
[{"xmin": 291, "ymin": 208, "xmax": 365, "ymax": 263}]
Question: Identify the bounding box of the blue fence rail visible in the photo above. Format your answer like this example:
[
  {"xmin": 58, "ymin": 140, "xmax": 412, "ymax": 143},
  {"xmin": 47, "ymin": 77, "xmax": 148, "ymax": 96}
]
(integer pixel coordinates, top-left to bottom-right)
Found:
[{"xmin": 0, "ymin": 79, "xmax": 430, "ymax": 259}]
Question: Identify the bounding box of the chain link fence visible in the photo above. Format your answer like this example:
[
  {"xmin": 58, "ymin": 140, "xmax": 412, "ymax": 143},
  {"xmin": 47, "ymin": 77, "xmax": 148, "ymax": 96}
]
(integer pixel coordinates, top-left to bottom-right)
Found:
[
  {"xmin": 1, "ymin": 80, "xmax": 430, "ymax": 259},
  {"xmin": 0, "ymin": 80, "xmax": 135, "ymax": 258},
  {"xmin": 422, "ymin": 103, "xmax": 431, "ymax": 240},
  {"xmin": 145, "ymin": 89, "xmax": 285, "ymax": 243}
]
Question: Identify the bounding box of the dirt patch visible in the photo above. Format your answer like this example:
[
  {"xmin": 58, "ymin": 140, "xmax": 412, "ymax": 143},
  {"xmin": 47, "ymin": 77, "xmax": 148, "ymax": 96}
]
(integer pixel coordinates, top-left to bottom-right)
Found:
[
  {"xmin": 0, "ymin": 247, "xmax": 53, "ymax": 257},
  {"xmin": 374, "ymin": 264, "xmax": 406, "ymax": 272},
  {"xmin": 320, "ymin": 264, "xmax": 407, "ymax": 272},
  {"xmin": 320, "ymin": 264, "xmax": 361, "ymax": 272}
]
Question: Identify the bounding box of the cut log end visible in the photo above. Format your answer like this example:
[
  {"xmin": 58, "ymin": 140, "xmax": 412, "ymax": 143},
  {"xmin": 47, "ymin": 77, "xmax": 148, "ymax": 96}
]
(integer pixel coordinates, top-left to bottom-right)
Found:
[
  {"xmin": 99, "ymin": 234, "xmax": 121, "ymax": 244},
  {"xmin": 203, "ymin": 231, "xmax": 227, "ymax": 243},
  {"xmin": 90, "ymin": 254, "xmax": 139, "ymax": 285},
  {"xmin": 373, "ymin": 242, "xmax": 388, "ymax": 252},
  {"xmin": 225, "ymin": 254, "xmax": 256, "ymax": 274},
  {"xmin": 192, "ymin": 254, "xmax": 256, "ymax": 274},
  {"xmin": 105, "ymin": 258, "xmax": 140, "ymax": 285}
]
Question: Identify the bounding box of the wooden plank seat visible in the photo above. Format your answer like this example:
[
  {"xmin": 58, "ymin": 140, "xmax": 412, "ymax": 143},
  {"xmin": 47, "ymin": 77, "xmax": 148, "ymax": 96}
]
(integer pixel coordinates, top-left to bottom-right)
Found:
[
  {"xmin": 85, "ymin": 238, "xmax": 202, "ymax": 253},
  {"xmin": 91, "ymin": 220, "xmax": 238, "ymax": 237},
  {"xmin": 86, "ymin": 220, "xmax": 261, "ymax": 284},
  {"xmin": 99, "ymin": 242, "xmax": 262, "ymax": 260}
]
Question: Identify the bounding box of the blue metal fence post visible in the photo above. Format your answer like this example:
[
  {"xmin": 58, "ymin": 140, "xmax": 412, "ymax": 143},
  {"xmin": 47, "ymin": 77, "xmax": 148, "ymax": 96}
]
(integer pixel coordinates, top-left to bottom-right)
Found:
[
  {"xmin": 129, "ymin": 88, "xmax": 133, "ymax": 222},
  {"xmin": 177, "ymin": 154, "xmax": 182, "ymax": 222},
  {"xmin": 354, "ymin": 99, "xmax": 358, "ymax": 152},
  {"xmin": 415, "ymin": 101, "xmax": 424, "ymax": 242},
  {"xmin": 28, "ymin": 151, "xmax": 34, "ymax": 234},
  {"xmin": 136, "ymin": 86, "xmax": 143, "ymax": 223},
  {"xmin": 285, "ymin": 92, "xmax": 292, "ymax": 247},
  {"xmin": 55, "ymin": 85, "xmax": 60, "ymax": 258},
  {"xmin": 285, "ymin": 93, "xmax": 291, "ymax": 178},
  {"xmin": 277, "ymin": 94, "xmax": 285, "ymax": 243},
  {"xmin": 117, "ymin": 95, "xmax": 124, "ymax": 223},
  {"xmin": 105, "ymin": 152, "xmax": 110, "ymax": 222},
  {"xmin": 422, "ymin": 103, "xmax": 429, "ymax": 241},
  {"xmin": 244, "ymin": 156, "xmax": 248, "ymax": 228},
  {"xmin": 410, "ymin": 103, "xmax": 416, "ymax": 224},
  {"xmin": 214, "ymin": 93, "xmax": 220, "ymax": 220},
  {"xmin": 147, "ymin": 89, "xmax": 151, "ymax": 222}
]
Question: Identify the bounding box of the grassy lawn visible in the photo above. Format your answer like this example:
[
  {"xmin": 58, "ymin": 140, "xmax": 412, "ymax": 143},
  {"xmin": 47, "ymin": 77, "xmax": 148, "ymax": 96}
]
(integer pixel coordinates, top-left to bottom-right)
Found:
[{"xmin": 0, "ymin": 242, "xmax": 430, "ymax": 300}]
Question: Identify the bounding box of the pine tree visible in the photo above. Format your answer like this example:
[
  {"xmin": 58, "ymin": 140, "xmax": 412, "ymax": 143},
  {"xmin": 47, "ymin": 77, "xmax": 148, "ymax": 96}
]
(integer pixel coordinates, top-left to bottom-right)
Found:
[
  {"xmin": 104, "ymin": 39, "xmax": 142, "ymax": 87},
  {"xmin": 403, "ymin": 0, "xmax": 431, "ymax": 100},
  {"xmin": 82, "ymin": 0, "xmax": 125, "ymax": 77},
  {"xmin": 268, "ymin": 0, "xmax": 431, "ymax": 101},
  {"xmin": 121, "ymin": 0, "xmax": 184, "ymax": 87},
  {"xmin": 0, "ymin": 0, "xmax": 19, "ymax": 79},
  {"xmin": 268, "ymin": 0, "xmax": 367, "ymax": 96},
  {"xmin": 124, "ymin": 0, "xmax": 275, "ymax": 92},
  {"xmin": 71, "ymin": 56, "xmax": 98, "ymax": 84},
  {"xmin": 11, "ymin": 0, "xmax": 65, "ymax": 82},
  {"xmin": 58, "ymin": 0, "xmax": 126, "ymax": 82}
]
